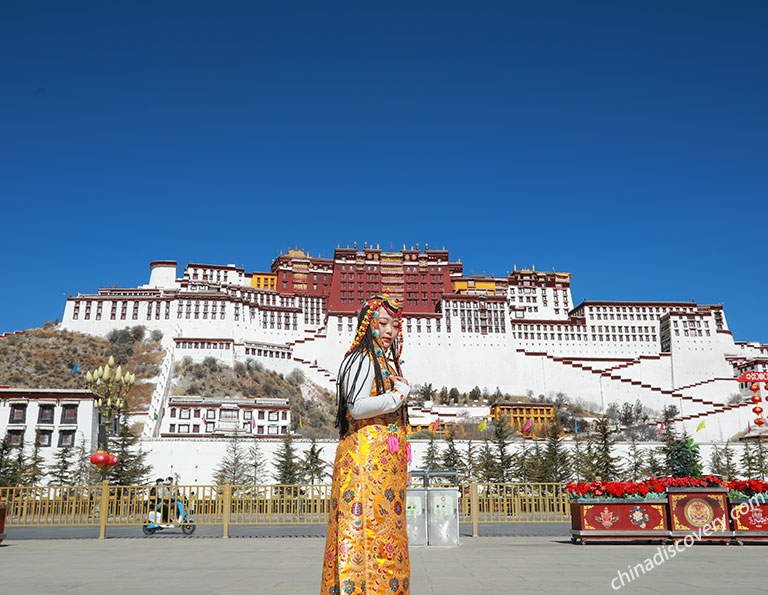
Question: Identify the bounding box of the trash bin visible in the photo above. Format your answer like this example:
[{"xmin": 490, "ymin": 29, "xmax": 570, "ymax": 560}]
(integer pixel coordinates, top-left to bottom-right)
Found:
[
  {"xmin": 426, "ymin": 470, "xmax": 460, "ymax": 546},
  {"xmin": 406, "ymin": 470, "xmax": 428, "ymax": 546}
]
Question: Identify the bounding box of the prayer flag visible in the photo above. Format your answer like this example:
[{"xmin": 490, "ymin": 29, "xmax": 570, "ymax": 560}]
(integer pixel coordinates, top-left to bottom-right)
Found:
[
  {"xmin": 658, "ymin": 423, "xmax": 664, "ymax": 436},
  {"xmin": 478, "ymin": 418, "xmax": 487, "ymax": 432},
  {"xmin": 433, "ymin": 417, "xmax": 440, "ymax": 432},
  {"xmin": 574, "ymin": 419, "xmax": 578, "ymax": 433},
  {"xmin": 685, "ymin": 438, "xmax": 694, "ymax": 448},
  {"xmin": 153, "ymin": 413, "xmax": 158, "ymax": 421},
  {"xmin": 615, "ymin": 421, "xmax": 620, "ymax": 434},
  {"xmin": 523, "ymin": 418, "xmax": 532, "ymax": 433},
  {"xmin": 71, "ymin": 360, "xmax": 79, "ymax": 376},
  {"xmin": 300, "ymin": 416, "xmax": 304, "ymax": 429},
  {"xmin": 748, "ymin": 422, "xmax": 752, "ymax": 434},
  {"xmin": 696, "ymin": 420, "xmax": 706, "ymax": 432}
]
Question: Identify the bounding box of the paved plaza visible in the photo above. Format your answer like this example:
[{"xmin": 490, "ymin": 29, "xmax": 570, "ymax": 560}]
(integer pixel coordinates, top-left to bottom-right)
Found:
[{"xmin": 3, "ymin": 530, "xmax": 768, "ymax": 594}]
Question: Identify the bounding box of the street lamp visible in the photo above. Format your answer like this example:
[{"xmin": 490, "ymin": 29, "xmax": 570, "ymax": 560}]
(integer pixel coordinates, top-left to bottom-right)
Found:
[{"xmin": 85, "ymin": 355, "xmax": 136, "ymax": 479}]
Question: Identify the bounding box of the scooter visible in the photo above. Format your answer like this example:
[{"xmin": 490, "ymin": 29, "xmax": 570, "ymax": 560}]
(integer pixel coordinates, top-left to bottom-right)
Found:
[{"xmin": 143, "ymin": 498, "xmax": 196, "ymax": 535}]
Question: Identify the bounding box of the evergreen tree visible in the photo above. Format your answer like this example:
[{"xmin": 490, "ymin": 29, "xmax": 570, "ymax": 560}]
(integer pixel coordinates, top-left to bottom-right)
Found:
[
  {"xmin": 512, "ymin": 440, "xmax": 534, "ymax": 482},
  {"xmin": 25, "ymin": 431, "xmax": 47, "ymax": 486},
  {"xmin": 213, "ymin": 430, "xmax": 249, "ymax": 485},
  {"xmin": 302, "ymin": 437, "xmax": 328, "ymax": 485},
  {"xmin": 476, "ymin": 439, "xmax": 496, "ymax": 483},
  {"xmin": 709, "ymin": 443, "xmax": 723, "ymax": 476},
  {"xmin": 741, "ymin": 440, "xmax": 758, "ymax": 478},
  {"xmin": 624, "ymin": 436, "xmax": 645, "ymax": 481},
  {"xmin": 643, "ymin": 448, "xmax": 665, "ymax": 478},
  {"xmin": 109, "ymin": 414, "xmax": 152, "ymax": 485},
  {"xmin": 720, "ymin": 440, "xmax": 739, "ymax": 479},
  {"xmin": 438, "ymin": 386, "xmax": 449, "ymax": 404},
  {"xmin": 448, "ymin": 387, "xmax": 460, "ymax": 404},
  {"xmin": 71, "ymin": 435, "xmax": 99, "ymax": 486},
  {"xmin": 421, "ymin": 434, "xmax": 441, "ymax": 471},
  {"xmin": 754, "ymin": 439, "xmax": 768, "ymax": 480},
  {"xmin": 571, "ymin": 437, "xmax": 587, "ymax": 482},
  {"xmin": 247, "ymin": 441, "xmax": 268, "ymax": 484},
  {"xmin": 441, "ymin": 430, "xmax": 463, "ymax": 473},
  {"xmin": 8, "ymin": 437, "xmax": 28, "ymax": 486},
  {"xmin": 591, "ymin": 419, "xmax": 622, "ymax": 480},
  {"xmin": 48, "ymin": 446, "xmax": 74, "ymax": 485},
  {"xmin": 0, "ymin": 435, "xmax": 19, "ymax": 486},
  {"xmin": 664, "ymin": 432, "xmax": 702, "ymax": 478},
  {"xmin": 462, "ymin": 439, "xmax": 476, "ymax": 483},
  {"xmin": 540, "ymin": 421, "xmax": 570, "ymax": 482},
  {"xmin": 491, "ymin": 420, "xmax": 514, "ymax": 482},
  {"xmin": 527, "ymin": 440, "xmax": 545, "ymax": 483},
  {"xmin": 660, "ymin": 405, "xmax": 680, "ymax": 444},
  {"xmin": 273, "ymin": 436, "xmax": 304, "ymax": 484}
]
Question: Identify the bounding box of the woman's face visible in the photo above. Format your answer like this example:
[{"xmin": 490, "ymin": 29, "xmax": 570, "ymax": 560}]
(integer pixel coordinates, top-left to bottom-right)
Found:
[{"xmin": 376, "ymin": 307, "xmax": 400, "ymax": 350}]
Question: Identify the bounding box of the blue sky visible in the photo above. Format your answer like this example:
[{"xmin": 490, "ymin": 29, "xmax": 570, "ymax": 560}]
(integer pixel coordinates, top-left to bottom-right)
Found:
[{"xmin": 1, "ymin": 1, "xmax": 766, "ymax": 341}]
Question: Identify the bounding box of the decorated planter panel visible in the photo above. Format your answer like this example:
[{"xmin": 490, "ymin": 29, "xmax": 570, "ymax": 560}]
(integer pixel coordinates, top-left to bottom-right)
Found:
[
  {"xmin": 570, "ymin": 499, "xmax": 669, "ymax": 541},
  {"xmin": 729, "ymin": 498, "xmax": 768, "ymax": 538},
  {"xmin": 666, "ymin": 488, "xmax": 732, "ymax": 539}
]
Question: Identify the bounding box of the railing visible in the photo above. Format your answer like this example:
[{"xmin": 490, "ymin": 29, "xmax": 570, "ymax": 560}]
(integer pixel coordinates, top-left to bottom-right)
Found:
[{"xmin": 0, "ymin": 482, "xmax": 569, "ymax": 538}]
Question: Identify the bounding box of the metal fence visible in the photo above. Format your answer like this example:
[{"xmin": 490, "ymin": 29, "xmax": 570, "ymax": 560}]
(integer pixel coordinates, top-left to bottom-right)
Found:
[{"xmin": 0, "ymin": 482, "xmax": 569, "ymax": 538}]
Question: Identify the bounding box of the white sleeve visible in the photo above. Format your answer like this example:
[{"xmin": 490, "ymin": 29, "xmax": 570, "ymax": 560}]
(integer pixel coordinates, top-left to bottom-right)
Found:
[{"xmin": 344, "ymin": 354, "xmax": 410, "ymax": 420}]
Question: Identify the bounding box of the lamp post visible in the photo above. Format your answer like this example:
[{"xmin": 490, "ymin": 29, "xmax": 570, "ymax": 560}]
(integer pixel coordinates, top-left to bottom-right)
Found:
[{"xmin": 85, "ymin": 355, "xmax": 136, "ymax": 479}]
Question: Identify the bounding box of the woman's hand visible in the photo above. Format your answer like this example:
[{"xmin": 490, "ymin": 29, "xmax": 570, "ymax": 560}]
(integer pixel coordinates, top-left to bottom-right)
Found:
[{"xmin": 392, "ymin": 375, "xmax": 409, "ymax": 386}]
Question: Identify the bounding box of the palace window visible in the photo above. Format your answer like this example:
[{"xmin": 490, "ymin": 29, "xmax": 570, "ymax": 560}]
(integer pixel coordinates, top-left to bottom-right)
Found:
[
  {"xmin": 58, "ymin": 430, "xmax": 75, "ymax": 447},
  {"xmin": 61, "ymin": 405, "xmax": 78, "ymax": 424},
  {"xmin": 38, "ymin": 405, "xmax": 55, "ymax": 423},
  {"xmin": 9, "ymin": 404, "xmax": 27, "ymax": 424}
]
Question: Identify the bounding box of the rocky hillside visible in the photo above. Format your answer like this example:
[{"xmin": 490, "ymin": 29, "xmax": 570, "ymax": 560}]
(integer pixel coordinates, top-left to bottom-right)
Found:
[
  {"xmin": 172, "ymin": 356, "xmax": 338, "ymax": 438},
  {"xmin": 0, "ymin": 324, "xmax": 164, "ymax": 411}
]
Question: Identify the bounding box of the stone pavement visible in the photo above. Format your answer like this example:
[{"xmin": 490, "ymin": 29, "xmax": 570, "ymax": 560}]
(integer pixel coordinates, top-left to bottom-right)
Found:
[{"xmin": 2, "ymin": 535, "xmax": 767, "ymax": 594}]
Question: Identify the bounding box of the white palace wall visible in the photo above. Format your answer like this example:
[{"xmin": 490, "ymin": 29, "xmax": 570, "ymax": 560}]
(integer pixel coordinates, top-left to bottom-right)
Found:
[{"xmin": 140, "ymin": 437, "xmax": 749, "ymax": 485}]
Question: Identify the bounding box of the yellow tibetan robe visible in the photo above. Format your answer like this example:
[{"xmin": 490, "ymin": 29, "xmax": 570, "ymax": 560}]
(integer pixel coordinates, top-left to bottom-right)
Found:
[{"xmin": 321, "ymin": 354, "xmax": 410, "ymax": 595}]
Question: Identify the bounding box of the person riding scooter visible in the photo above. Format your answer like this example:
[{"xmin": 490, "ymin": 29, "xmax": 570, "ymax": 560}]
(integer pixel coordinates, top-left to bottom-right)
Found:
[{"xmin": 162, "ymin": 476, "xmax": 176, "ymax": 523}]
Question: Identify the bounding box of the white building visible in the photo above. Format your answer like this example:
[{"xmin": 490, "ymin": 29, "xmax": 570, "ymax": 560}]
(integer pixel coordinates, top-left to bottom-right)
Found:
[
  {"xmin": 58, "ymin": 249, "xmax": 768, "ymax": 443},
  {"xmin": 0, "ymin": 387, "xmax": 98, "ymax": 453},
  {"xmin": 159, "ymin": 395, "xmax": 291, "ymax": 438}
]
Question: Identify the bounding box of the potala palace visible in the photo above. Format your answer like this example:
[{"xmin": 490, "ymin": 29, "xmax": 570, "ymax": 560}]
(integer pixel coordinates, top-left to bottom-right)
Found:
[{"xmin": 59, "ymin": 244, "xmax": 767, "ymax": 445}]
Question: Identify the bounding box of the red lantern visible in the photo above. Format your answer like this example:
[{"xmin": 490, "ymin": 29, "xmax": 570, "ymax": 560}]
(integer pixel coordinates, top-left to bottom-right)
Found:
[
  {"xmin": 90, "ymin": 450, "xmax": 119, "ymax": 472},
  {"xmin": 753, "ymin": 395, "xmax": 762, "ymax": 404},
  {"xmin": 754, "ymin": 407, "xmax": 764, "ymax": 415},
  {"xmin": 751, "ymin": 383, "xmax": 761, "ymax": 392},
  {"xmin": 90, "ymin": 450, "xmax": 108, "ymax": 466},
  {"xmin": 756, "ymin": 418, "xmax": 766, "ymax": 427}
]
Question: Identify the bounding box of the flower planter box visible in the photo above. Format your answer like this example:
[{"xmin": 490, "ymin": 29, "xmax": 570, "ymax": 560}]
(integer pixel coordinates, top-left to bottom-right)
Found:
[
  {"xmin": 570, "ymin": 499, "xmax": 669, "ymax": 544},
  {"xmin": 666, "ymin": 487, "xmax": 732, "ymax": 543},
  {"xmin": 728, "ymin": 497, "xmax": 768, "ymax": 542},
  {"xmin": 0, "ymin": 503, "xmax": 6, "ymax": 545}
]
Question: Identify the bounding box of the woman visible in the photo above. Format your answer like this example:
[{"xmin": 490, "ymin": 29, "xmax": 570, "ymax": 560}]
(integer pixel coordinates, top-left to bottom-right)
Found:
[{"xmin": 320, "ymin": 292, "xmax": 411, "ymax": 595}]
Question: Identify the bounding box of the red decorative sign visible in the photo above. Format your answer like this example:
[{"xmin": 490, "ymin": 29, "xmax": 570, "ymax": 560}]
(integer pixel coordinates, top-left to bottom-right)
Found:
[{"xmin": 738, "ymin": 371, "xmax": 768, "ymax": 382}]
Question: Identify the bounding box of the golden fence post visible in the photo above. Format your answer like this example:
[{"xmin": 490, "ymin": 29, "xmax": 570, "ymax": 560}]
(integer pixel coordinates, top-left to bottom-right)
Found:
[
  {"xmin": 222, "ymin": 484, "xmax": 231, "ymax": 539},
  {"xmin": 98, "ymin": 480, "xmax": 109, "ymax": 540},
  {"xmin": 471, "ymin": 482, "xmax": 479, "ymax": 538}
]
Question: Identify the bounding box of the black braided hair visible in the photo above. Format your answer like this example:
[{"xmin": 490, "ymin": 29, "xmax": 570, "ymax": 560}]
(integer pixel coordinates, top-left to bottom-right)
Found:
[{"xmin": 335, "ymin": 301, "xmax": 404, "ymax": 438}]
